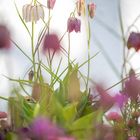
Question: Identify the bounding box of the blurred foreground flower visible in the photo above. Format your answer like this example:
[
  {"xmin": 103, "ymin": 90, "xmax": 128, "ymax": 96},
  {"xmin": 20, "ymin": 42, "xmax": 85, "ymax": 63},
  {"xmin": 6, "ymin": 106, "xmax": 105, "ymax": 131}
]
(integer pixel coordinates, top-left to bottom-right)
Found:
[
  {"xmin": 88, "ymin": 2, "xmax": 96, "ymax": 19},
  {"xmin": 0, "ymin": 112, "xmax": 7, "ymax": 119},
  {"xmin": 114, "ymin": 93, "xmax": 128, "ymax": 108},
  {"xmin": 30, "ymin": 117, "xmax": 64, "ymax": 140},
  {"xmin": 127, "ymin": 32, "xmax": 140, "ymax": 51},
  {"xmin": 47, "ymin": 0, "xmax": 56, "ymax": 9},
  {"xmin": 22, "ymin": 4, "xmax": 44, "ymax": 23},
  {"xmin": 0, "ymin": 25, "xmax": 11, "ymax": 50},
  {"xmin": 128, "ymin": 136, "xmax": 138, "ymax": 140},
  {"xmin": 95, "ymin": 85, "xmax": 114, "ymax": 111},
  {"xmin": 67, "ymin": 17, "xmax": 81, "ymax": 33},
  {"xmin": 43, "ymin": 33, "xmax": 61, "ymax": 53}
]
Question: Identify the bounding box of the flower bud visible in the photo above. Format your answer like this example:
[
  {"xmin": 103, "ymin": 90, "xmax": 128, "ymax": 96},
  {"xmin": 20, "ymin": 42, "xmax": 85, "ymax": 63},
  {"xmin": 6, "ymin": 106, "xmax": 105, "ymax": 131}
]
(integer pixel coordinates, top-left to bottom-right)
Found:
[
  {"xmin": 47, "ymin": 0, "xmax": 56, "ymax": 9},
  {"xmin": 88, "ymin": 2, "xmax": 96, "ymax": 19}
]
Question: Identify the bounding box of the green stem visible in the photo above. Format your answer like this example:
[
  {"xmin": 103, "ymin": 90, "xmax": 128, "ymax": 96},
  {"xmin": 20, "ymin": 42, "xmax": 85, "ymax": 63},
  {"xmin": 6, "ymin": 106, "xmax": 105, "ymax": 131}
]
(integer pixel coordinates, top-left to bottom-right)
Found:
[
  {"xmin": 31, "ymin": 21, "xmax": 36, "ymax": 80},
  {"xmin": 68, "ymin": 33, "xmax": 70, "ymax": 66},
  {"xmin": 86, "ymin": 21, "xmax": 91, "ymax": 92}
]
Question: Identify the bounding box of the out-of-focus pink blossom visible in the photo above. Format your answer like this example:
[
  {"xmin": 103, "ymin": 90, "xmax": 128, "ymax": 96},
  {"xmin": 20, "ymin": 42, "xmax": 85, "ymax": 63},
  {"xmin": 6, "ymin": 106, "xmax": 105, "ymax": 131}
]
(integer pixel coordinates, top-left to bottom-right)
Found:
[
  {"xmin": 0, "ymin": 112, "xmax": 7, "ymax": 119},
  {"xmin": 114, "ymin": 93, "xmax": 128, "ymax": 108},
  {"xmin": 0, "ymin": 25, "xmax": 11, "ymax": 50},
  {"xmin": 57, "ymin": 137, "xmax": 75, "ymax": 140},
  {"xmin": 123, "ymin": 71, "xmax": 140, "ymax": 101},
  {"xmin": 47, "ymin": 0, "xmax": 56, "ymax": 9},
  {"xmin": 106, "ymin": 112, "xmax": 122, "ymax": 122},
  {"xmin": 43, "ymin": 33, "xmax": 61, "ymax": 53},
  {"xmin": 88, "ymin": 2, "xmax": 96, "ymax": 18},
  {"xmin": 30, "ymin": 117, "xmax": 64, "ymax": 140},
  {"xmin": 67, "ymin": 17, "xmax": 81, "ymax": 33},
  {"xmin": 127, "ymin": 32, "xmax": 140, "ymax": 51},
  {"xmin": 128, "ymin": 136, "xmax": 138, "ymax": 140},
  {"xmin": 96, "ymin": 85, "xmax": 114, "ymax": 111}
]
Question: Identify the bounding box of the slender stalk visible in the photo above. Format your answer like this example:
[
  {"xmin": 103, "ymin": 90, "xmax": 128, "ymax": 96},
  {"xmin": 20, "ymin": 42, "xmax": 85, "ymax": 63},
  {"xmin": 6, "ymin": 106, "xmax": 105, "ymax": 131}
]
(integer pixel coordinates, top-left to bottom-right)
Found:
[
  {"xmin": 31, "ymin": 0, "xmax": 37, "ymax": 80},
  {"xmin": 86, "ymin": 21, "xmax": 91, "ymax": 92},
  {"xmin": 68, "ymin": 32, "xmax": 71, "ymax": 66}
]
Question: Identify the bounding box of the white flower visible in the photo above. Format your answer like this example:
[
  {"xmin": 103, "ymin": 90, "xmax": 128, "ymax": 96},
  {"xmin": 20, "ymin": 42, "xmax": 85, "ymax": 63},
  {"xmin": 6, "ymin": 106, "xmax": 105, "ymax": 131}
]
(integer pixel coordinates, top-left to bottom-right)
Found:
[{"xmin": 22, "ymin": 4, "xmax": 44, "ymax": 23}]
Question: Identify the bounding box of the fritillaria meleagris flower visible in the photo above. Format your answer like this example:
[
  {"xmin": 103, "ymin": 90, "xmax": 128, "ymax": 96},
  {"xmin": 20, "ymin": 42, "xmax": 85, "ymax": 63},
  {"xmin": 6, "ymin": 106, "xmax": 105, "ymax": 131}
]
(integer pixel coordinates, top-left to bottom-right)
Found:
[
  {"xmin": 76, "ymin": 0, "xmax": 85, "ymax": 16},
  {"xmin": 0, "ymin": 25, "xmax": 11, "ymax": 50},
  {"xmin": 22, "ymin": 4, "xmax": 44, "ymax": 23},
  {"xmin": 88, "ymin": 2, "xmax": 96, "ymax": 19},
  {"xmin": 43, "ymin": 33, "xmax": 61, "ymax": 53},
  {"xmin": 67, "ymin": 17, "xmax": 81, "ymax": 33},
  {"xmin": 127, "ymin": 32, "xmax": 140, "ymax": 51},
  {"xmin": 47, "ymin": 0, "xmax": 56, "ymax": 9}
]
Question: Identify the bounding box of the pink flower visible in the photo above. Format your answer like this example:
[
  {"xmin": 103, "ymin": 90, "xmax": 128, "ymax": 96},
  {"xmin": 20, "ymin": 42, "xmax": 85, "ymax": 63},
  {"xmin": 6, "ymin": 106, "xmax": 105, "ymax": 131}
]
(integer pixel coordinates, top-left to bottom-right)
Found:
[
  {"xmin": 128, "ymin": 136, "xmax": 138, "ymax": 140},
  {"xmin": 30, "ymin": 117, "xmax": 64, "ymax": 140},
  {"xmin": 67, "ymin": 17, "xmax": 81, "ymax": 33},
  {"xmin": 127, "ymin": 32, "xmax": 140, "ymax": 51},
  {"xmin": 57, "ymin": 137, "xmax": 75, "ymax": 140},
  {"xmin": 114, "ymin": 93, "xmax": 128, "ymax": 108},
  {"xmin": 95, "ymin": 85, "xmax": 114, "ymax": 111},
  {"xmin": 47, "ymin": 0, "xmax": 56, "ymax": 9},
  {"xmin": 88, "ymin": 2, "xmax": 96, "ymax": 19},
  {"xmin": 0, "ymin": 25, "xmax": 11, "ymax": 50},
  {"xmin": 123, "ymin": 72, "xmax": 140, "ymax": 101},
  {"xmin": 106, "ymin": 112, "xmax": 122, "ymax": 122},
  {"xmin": 43, "ymin": 33, "xmax": 61, "ymax": 53},
  {"xmin": 0, "ymin": 112, "xmax": 7, "ymax": 119}
]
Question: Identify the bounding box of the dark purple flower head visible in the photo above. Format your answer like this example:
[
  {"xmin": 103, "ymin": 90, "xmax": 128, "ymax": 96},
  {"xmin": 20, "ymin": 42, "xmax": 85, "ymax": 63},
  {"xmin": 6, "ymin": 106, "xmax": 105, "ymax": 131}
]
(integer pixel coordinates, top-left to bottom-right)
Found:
[
  {"xmin": 0, "ymin": 25, "xmax": 11, "ymax": 50},
  {"xmin": 43, "ymin": 33, "xmax": 61, "ymax": 54},
  {"xmin": 30, "ymin": 117, "xmax": 64, "ymax": 140},
  {"xmin": 67, "ymin": 17, "xmax": 81, "ymax": 33},
  {"xmin": 127, "ymin": 32, "xmax": 140, "ymax": 51}
]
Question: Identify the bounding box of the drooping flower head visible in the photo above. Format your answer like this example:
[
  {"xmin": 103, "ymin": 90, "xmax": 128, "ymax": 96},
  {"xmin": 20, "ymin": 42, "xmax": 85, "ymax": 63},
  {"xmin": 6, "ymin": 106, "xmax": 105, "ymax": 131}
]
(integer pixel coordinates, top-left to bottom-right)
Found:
[
  {"xmin": 76, "ymin": 0, "xmax": 86, "ymax": 16},
  {"xmin": 88, "ymin": 2, "xmax": 96, "ymax": 19},
  {"xmin": 127, "ymin": 32, "xmax": 140, "ymax": 51},
  {"xmin": 47, "ymin": 0, "xmax": 56, "ymax": 9},
  {"xmin": 22, "ymin": 4, "xmax": 44, "ymax": 23},
  {"xmin": 0, "ymin": 25, "xmax": 11, "ymax": 50},
  {"xmin": 43, "ymin": 33, "xmax": 61, "ymax": 54},
  {"xmin": 67, "ymin": 17, "xmax": 81, "ymax": 33}
]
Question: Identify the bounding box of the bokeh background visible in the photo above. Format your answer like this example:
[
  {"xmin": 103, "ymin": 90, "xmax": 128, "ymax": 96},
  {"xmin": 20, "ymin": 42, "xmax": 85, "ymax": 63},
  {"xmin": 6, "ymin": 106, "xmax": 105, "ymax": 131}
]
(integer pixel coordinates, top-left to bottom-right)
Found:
[{"xmin": 0, "ymin": 0, "xmax": 140, "ymax": 111}]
